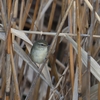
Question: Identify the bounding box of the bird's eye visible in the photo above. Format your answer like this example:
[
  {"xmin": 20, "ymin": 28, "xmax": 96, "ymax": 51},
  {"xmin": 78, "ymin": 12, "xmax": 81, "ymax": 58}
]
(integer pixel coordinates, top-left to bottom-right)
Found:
[{"xmin": 38, "ymin": 43, "xmax": 46, "ymax": 46}]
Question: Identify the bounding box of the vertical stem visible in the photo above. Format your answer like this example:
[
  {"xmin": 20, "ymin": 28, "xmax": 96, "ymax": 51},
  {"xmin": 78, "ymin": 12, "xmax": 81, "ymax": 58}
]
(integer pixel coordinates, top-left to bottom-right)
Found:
[
  {"xmin": 30, "ymin": 0, "xmax": 40, "ymax": 31},
  {"xmin": 68, "ymin": 0, "xmax": 74, "ymax": 93},
  {"xmin": 0, "ymin": 0, "xmax": 7, "ymax": 30},
  {"xmin": 87, "ymin": 8, "xmax": 95, "ymax": 100},
  {"xmin": 61, "ymin": 0, "xmax": 66, "ymax": 18},
  {"xmin": 6, "ymin": 0, "xmax": 12, "ymax": 99},
  {"xmin": 12, "ymin": 0, "xmax": 18, "ymax": 28},
  {"xmin": 19, "ymin": 0, "xmax": 25, "ymax": 30},
  {"xmin": 22, "ymin": 0, "xmax": 33, "ymax": 29},
  {"xmin": 29, "ymin": 0, "xmax": 40, "ymax": 41},
  {"xmin": 73, "ymin": 1, "xmax": 76, "ymax": 35},
  {"xmin": 7, "ymin": 0, "xmax": 12, "ymax": 20},
  {"xmin": 47, "ymin": 0, "xmax": 57, "ymax": 32},
  {"xmin": 76, "ymin": 0, "xmax": 82, "ymax": 100},
  {"xmin": 18, "ymin": 62, "xmax": 25, "ymax": 86},
  {"xmin": 10, "ymin": 47, "xmax": 21, "ymax": 100},
  {"xmin": 32, "ymin": 78, "xmax": 41, "ymax": 100},
  {"xmin": 6, "ymin": 55, "xmax": 11, "ymax": 100},
  {"xmin": 46, "ymin": 0, "xmax": 57, "ymax": 99},
  {"xmin": 18, "ymin": 0, "xmax": 25, "ymax": 89},
  {"xmin": 1, "ymin": 56, "xmax": 6, "ymax": 99}
]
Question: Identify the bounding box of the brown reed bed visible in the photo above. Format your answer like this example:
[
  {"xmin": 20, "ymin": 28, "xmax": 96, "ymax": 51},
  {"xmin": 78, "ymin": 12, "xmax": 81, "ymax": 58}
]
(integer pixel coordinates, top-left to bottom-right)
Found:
[{"xmin": 0, "ymin": 0, "xmax": 100, "ymax": 100}]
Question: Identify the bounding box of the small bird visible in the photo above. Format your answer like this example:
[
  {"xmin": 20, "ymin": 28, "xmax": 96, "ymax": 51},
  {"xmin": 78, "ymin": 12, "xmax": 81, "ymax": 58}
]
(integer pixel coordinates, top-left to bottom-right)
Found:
[
  {"xmin": 30, "ymin": 40, "xmax": 52, "ymax": 87},
  {"xmin": 30, "ymin": 40, "xmax": 48, "ymax": 64}
]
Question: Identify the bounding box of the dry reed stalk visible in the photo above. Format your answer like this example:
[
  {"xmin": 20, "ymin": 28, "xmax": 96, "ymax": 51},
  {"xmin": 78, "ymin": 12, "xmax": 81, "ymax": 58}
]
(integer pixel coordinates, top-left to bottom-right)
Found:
[
  {"xmin": 10, "ymin": 47, "xmax": 21, "ymax": 100},
  {"xmin": 7, "ymin": 0, "xmax": 16, "ymax": 53},
  {"xmin": 5, "ymin": 0, "xmax": 15, "ymax": 99},
  {"xmin": 51, "ymin": 0, "xmax": 63, "ymax": 87},
  {"xmin": 18, "ymin": 61, "xmax": 25, "ymax": 86},
  {"xmin": 7, "ymin": 0, "xmax": 12, "ymax": 20},
  {"xmin": 68, "ymin": 0, "xmax": 74, "ymax": 93},
  {"xmin": 6, "ymin": 55, "xmax": 11, "ymax": 100},
  {"xmin": 19, "ymin": 0, "xmax": 25, "ymax": 30},
  {"xmin": 11, "ymin": 2, "xmax": 18, "ymax": 45},
  {"xmin": 45, "ymin": 87, "xmax": 50, "ymax": 100},
  {"xmin": 33, "ymin": 0, "xmax": 44, "ymax": 32},
  {"xmin": 18, "ymin": 57, "xmax": 28, "ymax": 94},
  {"xmin": 14, "ymin": 28, "xmax": 100, "ymax": 38},
  {"xmin": 93, "ymin": 46, "xmax": 100, "ymax": 58},
  {"xmin": 12, "ymin": 9, "xmax": 19, "ymax": 100},
  {"xmin": 73, "ymin": 1, "xmax": 76, "ymax": 35},
  {"xmin": 76, "ymin": 0, "xmax": 82, "ymax": 100},
  {"xmin": 48, "ymin": 59, "xmax": 58, "ymax": 99},
  {"xmin": 45, "ymin": 0, "xmax": 57, "ymax": 42},
  {"xmin": 49, "ymin": 54, "xmax": 59, "ymax": 83},
  {"xmin": 95, "ymin": 1, "xmax": 100, "ymax": 100},
  {"xmin": 29, "ymin": 0, "xmax": 40, "ymax": 43},
  {"xmin": 20, "ymin": 65, "xmax": 29, "ymax": 99},
  {"xmin": 22, "ymin": 0, "xmax": 33, "ymax": 29},
  {"xmin": 95, "ymin": 0, "xmax": 99, "ymax": 11},
  {"xmin": 10, "ymin": 80, "xmax": 15, "ymax": 100},
  {"xmin": 91, "ymin": 21, "xmax": 99, "ymax": 58},
  {"xmin": 1, "ymin": 56, "xmax": 6, "ymax": 99},
  {"xmin": 0, "ymin": 0, "xmax": 7, "ymax": 31},
  {"xmin": 49, "ymin": 28, "xmax": 60, "ymax": 99},
  {"xmin": 46, "ymin": 55, "xmax": 59, "ymax": 99},
  {"xmin": 56, "ymin": 59, "xmax": 65, "ymax": 70},
  {"xmin": 6, "ymin": 0, "xmax": 16, "ymax": 99},
  {"xmin": 61, "ymin": 0, "xmax": 66, "ymax": 18},
  {"xmin": 65, "ymin": 88, "xmax": 71, "ymax": 99},
  {"xmin": 46, "ymin": 0, "xmax": 58, "ymax": 92},
  {"xmin": 84, "ymin": 0, "xmax": 100, "ymax": 22},
  {"xmin": 17, "ymin": 0, "xmax": 26, "ymax": 91},
  {"xmin": 80, "ymin": 3, "xmax": 87, "ymax": 33},
  {"xmin": 49, "ymin": 66, "xmax": 69, "ymax": 100},
  {"xmin": 25, "ymin": 0, "xmax": 74, "ymax": 99},
  {"xmin": 73, "ymin": 1, "xmax": 77, "ymax": 80},
  {"xmin": 12, "ymin": 0, "xmax": 19, "ymax": 80},
  {"xmin": 87, "ymin": 8, "xmax": 95, "ymax": 100},
  {"xmin": 3, "ymin": 0, "xmax": 6, "ymax": 9},
  {"xmin": 47, "ymin": 0, "xmax": 57, "ymax": 31},
  {"xmin": 37, "ymin": 0, "xmax": 53, "ymax": 22},
  {"xmin": 32, "ymin": 78, "xmax": 41, "ymax": 100},
  {"xmin": 12, "ymin": 0, "xmax": 18, "ymax": 28},
  {"xmin": 30, "ymin": 0, "xmax": 40, "ymax": 31}
]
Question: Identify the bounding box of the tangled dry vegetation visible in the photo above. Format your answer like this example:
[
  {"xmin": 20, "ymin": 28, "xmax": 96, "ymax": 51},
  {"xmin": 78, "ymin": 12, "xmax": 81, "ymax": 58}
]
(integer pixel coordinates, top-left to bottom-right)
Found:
[{"xmin": 0, "ymin": 0, "xmax": 100, "ymax": 100}]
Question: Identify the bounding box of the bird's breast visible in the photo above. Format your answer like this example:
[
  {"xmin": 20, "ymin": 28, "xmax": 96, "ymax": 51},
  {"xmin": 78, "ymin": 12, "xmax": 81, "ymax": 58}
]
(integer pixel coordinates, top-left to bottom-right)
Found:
[{"xmin": 31, "ymin": 47, "xmax": 47, "ymax": 64}]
